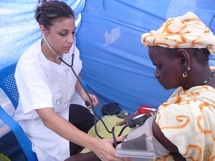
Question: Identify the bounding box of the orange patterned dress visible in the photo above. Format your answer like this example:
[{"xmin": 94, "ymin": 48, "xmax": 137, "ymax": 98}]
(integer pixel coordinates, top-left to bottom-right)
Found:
[{"xmin": 155, "ymin": 85, "xmax": 215, "ymax": 161}]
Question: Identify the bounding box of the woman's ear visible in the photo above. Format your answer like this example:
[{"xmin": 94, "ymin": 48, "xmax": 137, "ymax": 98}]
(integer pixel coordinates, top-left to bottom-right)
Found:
[
  {"xmin": 176, "ymin": 49, "xmax": 190, "ymax": 66},
  {"xmin": 39, "ymin": 25, "xmax": 46, "ymax": 35},
  {"xmin": 177, "ymin": 49, "xmax": 191, "ymax": 77}
]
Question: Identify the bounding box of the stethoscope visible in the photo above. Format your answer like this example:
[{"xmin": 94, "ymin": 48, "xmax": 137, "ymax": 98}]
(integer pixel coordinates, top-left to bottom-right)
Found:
[
  {"xmin": 43, "ymin": 33, "xmax": 75, "ymax": 68},
  {"xmin": 43, "ymin": 34, "xmax": 126, "ymax": 146}
]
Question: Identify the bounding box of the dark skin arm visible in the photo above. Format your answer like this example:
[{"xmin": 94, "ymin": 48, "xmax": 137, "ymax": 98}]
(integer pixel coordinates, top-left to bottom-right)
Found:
[
  {"xmin": 152, "ymin": 120, "xmax": 186, "ymax": 161},
  {"xmin": 152, "ymin": 121, "xmax": 178, "ymax": 152},
  {"xmin": 117, "ymin": 113, "xmax": 185, "ymax": 160},
  {"xmin": 117, "ymin": 113, "xmax": 177, "ymax": 150}
]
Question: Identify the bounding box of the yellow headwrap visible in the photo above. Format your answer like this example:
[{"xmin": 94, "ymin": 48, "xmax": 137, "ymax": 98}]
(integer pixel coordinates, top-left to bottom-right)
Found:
[{"xmin": 141, "ymin": 12, "xmax": 215, "ymax": 54}]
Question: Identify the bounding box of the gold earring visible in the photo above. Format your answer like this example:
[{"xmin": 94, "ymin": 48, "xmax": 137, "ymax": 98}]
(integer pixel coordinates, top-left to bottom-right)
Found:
[
  {"xmin": 188, "ymin": 66, "xmax": 191, "ymax": 71},
  {"xmin": 182, "ymin": 72, "xmax": 187, "ymax": 78}
]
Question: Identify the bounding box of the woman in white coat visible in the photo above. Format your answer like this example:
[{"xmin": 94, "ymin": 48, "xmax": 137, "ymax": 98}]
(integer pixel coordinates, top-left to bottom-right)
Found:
[{"xmin": 14, "ymin": 1, "xmax": 129, "ymax": 161}]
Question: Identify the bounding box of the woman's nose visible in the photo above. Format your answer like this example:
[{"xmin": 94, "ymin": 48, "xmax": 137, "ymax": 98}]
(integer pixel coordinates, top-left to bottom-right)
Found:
[
  {"xmin": 155, "ymin": 70, "xmax": 160, "ymax": 78},
  {"xmin": 67, "ymin": 34, "xmax": 74, "ymax": 43}
]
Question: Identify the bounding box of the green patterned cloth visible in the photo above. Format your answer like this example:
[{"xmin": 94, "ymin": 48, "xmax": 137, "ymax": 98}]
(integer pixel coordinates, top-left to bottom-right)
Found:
[
  {"xmin": 81, "ymin": 115, "xmax": 131, "ymax": 153},
  {"xmin": 0, "ymin": 153, "xmax": 11, "ymax": 161}
]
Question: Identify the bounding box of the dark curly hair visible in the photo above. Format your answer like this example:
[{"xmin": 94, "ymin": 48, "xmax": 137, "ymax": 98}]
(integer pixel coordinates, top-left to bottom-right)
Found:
[
  {"xmin": 34, "ymin": 0, "xmax": 75, "ymax": 31},
  {"xmin": 164, "ymin": 47, "xmax": 210, "ymax": 65}
]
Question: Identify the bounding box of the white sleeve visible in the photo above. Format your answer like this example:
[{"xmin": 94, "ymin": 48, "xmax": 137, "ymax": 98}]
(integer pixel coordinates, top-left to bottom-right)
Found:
[{"xmin": 15, "ymin": 60, "xmax": 53, "ymax": 114}]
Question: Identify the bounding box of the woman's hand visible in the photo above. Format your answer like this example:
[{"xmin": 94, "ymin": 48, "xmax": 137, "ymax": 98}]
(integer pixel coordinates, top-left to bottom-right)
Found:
[
  {"xmin": 117, "ymin": 112, "xmax": 155, "ymax": 126},
  {"xmin": 84, "ymin": 94, "xmax": 99, "ymax": 108},
  {"xmin": 116, "ymin": 114, "xmax": 137, "ymax": 126},
  {"xmin": 93, "ymin": 136, "xmax": 131, "ymax": 161}
]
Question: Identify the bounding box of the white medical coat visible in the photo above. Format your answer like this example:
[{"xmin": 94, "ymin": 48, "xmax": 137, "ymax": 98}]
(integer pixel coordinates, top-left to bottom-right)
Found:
[{"xmin": 14, "ymin": 39, "xmax": 82, "ymax": 161}]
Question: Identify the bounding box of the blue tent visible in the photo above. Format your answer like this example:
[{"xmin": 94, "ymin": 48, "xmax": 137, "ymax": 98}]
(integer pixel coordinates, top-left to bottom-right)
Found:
[{"xmin": 1, "ymin": 0, "xmax": 215, "ymax": 116}]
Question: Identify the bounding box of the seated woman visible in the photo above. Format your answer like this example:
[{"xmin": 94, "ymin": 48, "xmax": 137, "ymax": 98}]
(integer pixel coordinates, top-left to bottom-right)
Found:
[
  {"xmin": 69, "ymin": 12, "xmax": 215, "ymax": 161},
  {"xmin": 116, "ymin": 11, "xmax": 215, "ymax": 161}
]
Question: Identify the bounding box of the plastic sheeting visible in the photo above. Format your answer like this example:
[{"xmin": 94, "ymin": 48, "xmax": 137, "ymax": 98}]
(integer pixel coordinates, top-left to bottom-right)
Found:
[
  {"xmin": 1, "ymin": 0, "xmax": 215, "ymax": 116},
  {"xmin": 0, "ymin": 0, "xmax": 85, "ymax": 69},
  {"xmin": 77, "ymin": 0, "xmax": 215, "ymax": 115}
]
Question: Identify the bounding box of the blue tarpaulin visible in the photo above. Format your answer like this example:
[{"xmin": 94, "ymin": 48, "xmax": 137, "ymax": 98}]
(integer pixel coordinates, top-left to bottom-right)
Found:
[
  {"xmin": 77, "ymin": 0, "xmax": 215, "ymax": 115},
  {"xmin": 1, "ymin": 0, "xmax": 215, "ymax": 116}
]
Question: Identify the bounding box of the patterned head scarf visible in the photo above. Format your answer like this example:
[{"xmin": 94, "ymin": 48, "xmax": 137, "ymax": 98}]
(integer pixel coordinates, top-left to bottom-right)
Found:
[{"xmin": 141, "ymin": 12, "xmax": 215, "ymax": 54}]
